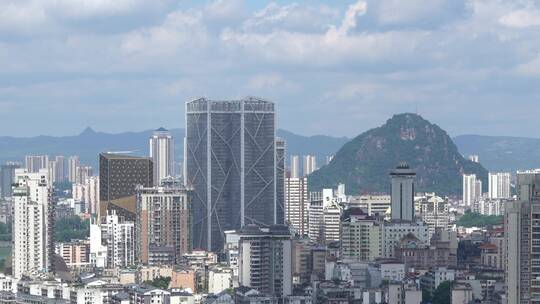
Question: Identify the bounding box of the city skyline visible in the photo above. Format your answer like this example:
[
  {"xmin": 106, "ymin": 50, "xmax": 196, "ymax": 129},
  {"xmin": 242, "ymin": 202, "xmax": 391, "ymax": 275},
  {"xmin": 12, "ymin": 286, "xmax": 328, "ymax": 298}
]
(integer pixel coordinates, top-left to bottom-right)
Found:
[{"xmin": 1, "ymin": 0, "xmax": 540, "ymax": 138}]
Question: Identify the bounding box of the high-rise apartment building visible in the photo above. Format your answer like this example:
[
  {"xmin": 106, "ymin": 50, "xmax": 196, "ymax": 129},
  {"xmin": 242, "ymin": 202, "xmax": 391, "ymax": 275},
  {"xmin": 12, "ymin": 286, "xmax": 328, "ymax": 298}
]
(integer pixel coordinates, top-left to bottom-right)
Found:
[
  {"xmin": 285, "ymin": 177, "xmax": 308, "ymax": 236},
  {"xmin": 340, "ymin": 208, "xmax": 381, "ymax": 262},
  {"xmin": 101, "ymin": 211, "xmax": 135, "ymax": 268},
  {"xmin": 290, "ymin": 155, "xmax": 300, "ymax": 179},
  {"xmin": 73, "ymin": 176, "xmax": 100, "ymax": 215},
  {"xmin": 238, "ymin": 225, "xmax": 292, "ymax": 299},
  {"xmin": 489, "ymin": 172, "xmax": 511, "ymax": 199},
  {"xmin": 506, "ymin": 169, "xmax": 540, "ymax": 304},
  {"xmin": 185, "ymin": 98, "xmax": 280, "ymax": 251},
  {"xmin": 68, "ymin": 156, "xmax": 80, "ymax": 183},
  {"xmin": 463, "ymin": 174, "xmax": 482, "ymax": 206},
  {"xmin": 149, "ymin": 128, "xmax": 175, "ymax": 185},
  {"xmin": 303, "ymin": 155, "xmax": 317, "ymax": 176},
  {"xmin": 54, "ymin": 156, "xmax": 65, "ymax": 183},
  {"xmin": 136, "ymin": 182, "xmax": 192, "ymax": 265},
  {"xmin": 25, "ymin": 155, "xmax": 48, "ymax": 173},
  {"xmin": 46, "ymin": 160, "xmax": 56, "ymax": 185},
  {"xmin": 415, "ymin": 194, "xmax": 451, "ymax": 238},
  {"xmin": 12, "ymin": 169, "xmax": 54, "ymax": 278},
  {"xmin": 76, "ymin": 166, "xmax": 93, "ymax": 184},
  {"xmin": 0, "ymin": 162, "xmax": 20, "ymax": 198},
  {"xmin": 99, "ymin": 153, "xmax": 153, "ymax": 220},
  {"xmin": 390, "ymin": 163, "xmax": 415, "ymax": 222},
  {"xmin": 308, "ymin": 189, "xmax": 342, "ymax": 244}
]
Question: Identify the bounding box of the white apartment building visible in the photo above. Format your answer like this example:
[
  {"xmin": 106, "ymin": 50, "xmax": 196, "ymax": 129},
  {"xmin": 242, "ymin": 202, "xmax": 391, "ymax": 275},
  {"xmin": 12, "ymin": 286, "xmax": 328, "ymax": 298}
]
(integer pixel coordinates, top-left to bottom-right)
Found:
[
  {"xmin": 149, "ymin": 128, "xmax": 175, "ymax": 185},
  {"xmin": 72, "ymin": 176, "xmax": 99, "ymax": 215},
  {"xmin": 208, "ymin": 268, "xmax": 233, "ymax": 294},
  {"xmin": 463, "ymin": 174, "xmax": 482, "ymax": 206},
  {"xmin": 348, "ymin": 195, "xmax": 391, "ymax": 217},
  {"xmin": 285, "ymin": 177, "xmax": 309, "ymax": 236},
  {"xmin": 415, "ymin": 193, "xmax": 451, "ymax": 238},
  {"xmin": 488, "ymin": 172, "xmax": 511, "ymax": 199},
  {"xmin": 12, "ymin": 169, "xmax": 53, "ymax": 279},
  {"xmin": 101, "ymin": 211, "xmax": 135, "ymax": 268},
  {"xmin": 68, "ymin": 156, "xmax": 80, "ymax": 183},
  {"xmin": 308, "ymin": 189, "xmax": 342, "ymax": 244},
  {"xmin": 303, "ymin": 155, "xmax": 317, "ymax": 176},
  {"xmin": 290, "ymin": 155, "xmax": 300, "ymax": 179},
  {"xmin": 381, "ymin": 221, "xmax": 429, "ymax": 258}
]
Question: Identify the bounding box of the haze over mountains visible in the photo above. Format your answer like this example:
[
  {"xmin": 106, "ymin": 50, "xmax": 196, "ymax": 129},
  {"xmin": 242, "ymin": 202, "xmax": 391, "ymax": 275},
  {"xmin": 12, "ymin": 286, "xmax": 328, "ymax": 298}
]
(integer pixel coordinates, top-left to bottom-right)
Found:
[{"xmin": 1, "ymin": 118, "xmax": 539, "ymax": 180}]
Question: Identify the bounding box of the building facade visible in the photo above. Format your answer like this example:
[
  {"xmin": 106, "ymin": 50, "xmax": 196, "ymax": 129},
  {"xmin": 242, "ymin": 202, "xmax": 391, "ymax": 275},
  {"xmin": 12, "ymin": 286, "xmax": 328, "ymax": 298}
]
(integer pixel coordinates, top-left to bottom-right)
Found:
[
  {"xmin": 101, "ymin": 211, "xmax": 135, "ymax": 268},
  {"xmin": 303, "ymin": 155, "xmax": 317, "ymax": 176},
  {"xmin": 505, "ymin": 169, "xmax": 540, "ymax": 304},
  {"xmin": 285, "ymin": 177, "xmax": 308, "ymax": 236},
  {"xmin": 463, "ymin": 174, "xmax": 482, "ymax": 206},
  {"xmin": 135, "ymin": 183, "xmax": 192, "ymax": 265},
  {"xmin": 238, "ymin": 225, "xmax": 292, "ymax": 299},
  {"xmin": 12, "ymin": 169, "xmax": 54, "ymax": 278},
  {"xmin": 68, "ymin": 156, "xmax": 80, "ymax": 183},
  {"xmin": 25, "ymin": 155, "xmax": 48, "ymax": 173},
  {"xmin": 489, "ymin": 172, "xmax": 511, "ymax": 199},
  {"xmin": 290, "ymin": 155, "xmax": 300, "ymax": 179},
  {"xmin": 149, "ymin": 128, "xmax": 175, "ymax": 185},
  {"xmin": 390, "ymin": 164, "xmax": 415, "ymax": 222},
  {"xmin": 185, "ymin": 98, "xmax": 281, "ymax": 251},
  {"xmin": 340, "ymin": 208, "xmax": 381, "ymax": 262},
  {"xmin": 99, "ymin": 153, "xmax": 153, "ymax": 220}
]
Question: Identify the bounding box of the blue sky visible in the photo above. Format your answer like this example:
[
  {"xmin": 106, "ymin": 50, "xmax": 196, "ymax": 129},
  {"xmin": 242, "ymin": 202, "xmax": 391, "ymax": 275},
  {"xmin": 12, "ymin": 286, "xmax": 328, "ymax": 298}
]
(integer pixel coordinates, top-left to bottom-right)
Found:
[{"xmin": 1, "ymin": 0, "xmax": 540, "ymax": 137}]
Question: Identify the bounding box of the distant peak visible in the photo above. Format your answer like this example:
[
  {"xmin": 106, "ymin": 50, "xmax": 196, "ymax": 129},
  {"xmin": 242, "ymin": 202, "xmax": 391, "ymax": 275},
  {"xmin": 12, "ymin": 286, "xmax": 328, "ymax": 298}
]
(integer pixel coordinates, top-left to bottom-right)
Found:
[{"xmin": 79, "ymin": 127, "xmax": 96, "ymax": 136}]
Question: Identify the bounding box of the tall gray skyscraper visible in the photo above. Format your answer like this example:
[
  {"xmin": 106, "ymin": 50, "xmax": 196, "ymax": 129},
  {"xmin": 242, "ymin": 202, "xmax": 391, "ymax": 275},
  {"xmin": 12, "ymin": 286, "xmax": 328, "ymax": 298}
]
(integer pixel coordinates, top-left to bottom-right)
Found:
[
  {"xmin": 390, "ymin": 163, "xmax": 415, "ymax": 222},
  {"xmin": 149, "ymin": 127, "xmax": 175, "ymax": 185},
  {"xmin": 185, "ymin": 97, "xmax": 281, "ymax": 251}
]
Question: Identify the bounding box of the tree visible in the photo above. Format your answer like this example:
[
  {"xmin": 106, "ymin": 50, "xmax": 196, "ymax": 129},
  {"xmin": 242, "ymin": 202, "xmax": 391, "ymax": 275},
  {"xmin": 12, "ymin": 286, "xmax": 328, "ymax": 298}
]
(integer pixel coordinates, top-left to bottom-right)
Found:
[
  {"xmin": 456, "ymin": 210, "xmax": 502, "ymax": 228},
  {"xmin": 432, "ymin": 281, "xmax": 453, "ymax": 304},
  {"xmin": 54, "ymin": 216, "xmax": 90, "ymax": 242},
  {"xmin": 145, "ymin": 276, "xmax": 171, "ymax": 290}
]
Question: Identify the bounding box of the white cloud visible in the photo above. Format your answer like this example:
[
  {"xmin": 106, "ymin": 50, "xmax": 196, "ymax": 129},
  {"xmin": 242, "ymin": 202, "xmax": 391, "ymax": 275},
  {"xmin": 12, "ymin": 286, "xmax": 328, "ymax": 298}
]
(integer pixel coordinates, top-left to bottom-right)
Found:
[
  {"xmin": 499, "ymin": 9, "xmax": 540, "ymax": 28},
  {"xmin": 2, "ymin": 0, "xmax": 540, "ymax": 137},
  {"xmin": 248, "ymin": 73, "xmax": 283, "ymax": 90}
]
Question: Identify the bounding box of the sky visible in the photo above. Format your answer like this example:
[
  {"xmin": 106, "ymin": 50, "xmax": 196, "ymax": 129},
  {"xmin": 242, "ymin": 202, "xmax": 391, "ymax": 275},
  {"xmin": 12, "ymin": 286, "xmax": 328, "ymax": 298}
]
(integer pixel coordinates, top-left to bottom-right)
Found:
[{"xmin": 1, "ymin": 0, "xmax": 540, "ymax": 138}]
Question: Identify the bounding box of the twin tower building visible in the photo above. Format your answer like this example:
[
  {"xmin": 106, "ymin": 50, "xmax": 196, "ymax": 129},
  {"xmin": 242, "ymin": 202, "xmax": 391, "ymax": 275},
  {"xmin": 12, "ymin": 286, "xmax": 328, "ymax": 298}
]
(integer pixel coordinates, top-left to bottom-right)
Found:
[{"xmin": 185, "ymin": 98, "xmax": 285, "ymax": 252}]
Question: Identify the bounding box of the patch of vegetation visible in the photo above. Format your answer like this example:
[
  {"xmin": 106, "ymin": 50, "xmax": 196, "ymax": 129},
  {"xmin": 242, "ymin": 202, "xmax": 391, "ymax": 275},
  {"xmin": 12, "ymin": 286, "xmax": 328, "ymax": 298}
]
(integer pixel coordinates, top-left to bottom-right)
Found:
[
  {"xmin": 55, "ymin": 216, "xmax": 89, "ymax": 242},
  {"xmin": 145, "ymin": 276, "xmax": 171, "ymax": 290},
  {"xmin": 456, "ymin": 210, "xmax": 503, "ymax": 227}
]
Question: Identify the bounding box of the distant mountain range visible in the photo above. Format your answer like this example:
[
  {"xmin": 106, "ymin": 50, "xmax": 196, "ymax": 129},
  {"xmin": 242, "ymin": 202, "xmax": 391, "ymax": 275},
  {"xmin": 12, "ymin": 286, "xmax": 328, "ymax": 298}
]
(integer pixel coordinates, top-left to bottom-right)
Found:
[
  {"xmin": 453, "ymin": 135, "xmax": 540, "ymax": 172},
  {"xmin": 0, "ymin": 127, "xmax": 348, "ymax": 170},
  {"xmin": 0, "ymin": 124, "xmax": 538, "ymax": 177},
  {"xmin": 309, "ymin": 113, "xmax": 488, "ymax": 196}
]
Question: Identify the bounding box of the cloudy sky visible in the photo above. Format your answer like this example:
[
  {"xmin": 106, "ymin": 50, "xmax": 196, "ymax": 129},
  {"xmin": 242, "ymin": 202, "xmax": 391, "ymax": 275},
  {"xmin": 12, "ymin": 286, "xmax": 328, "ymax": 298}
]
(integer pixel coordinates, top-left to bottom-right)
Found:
[{"xmin": 1, "ymin": 0, "xmax": 539, "ymax": 138}]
